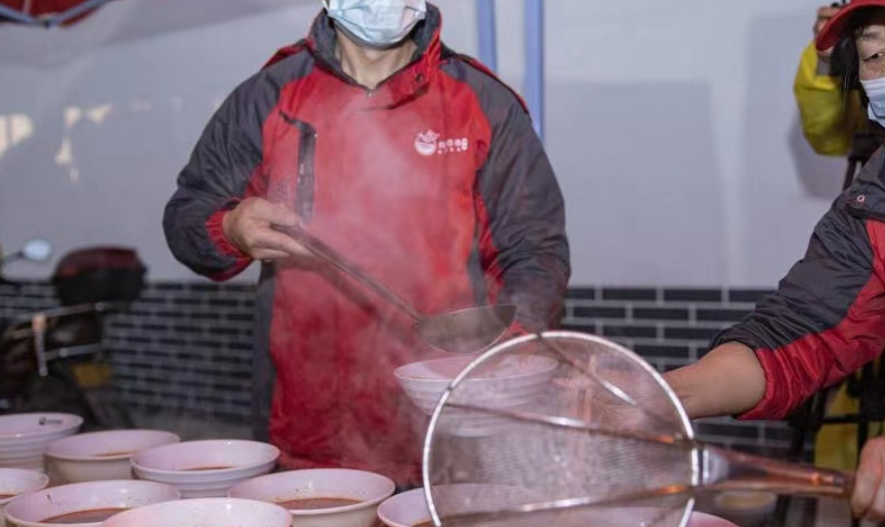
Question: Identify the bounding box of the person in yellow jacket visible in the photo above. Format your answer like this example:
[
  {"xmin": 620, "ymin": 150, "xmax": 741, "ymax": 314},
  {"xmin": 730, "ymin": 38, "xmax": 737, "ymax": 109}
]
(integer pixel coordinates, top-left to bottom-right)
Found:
[{"xmin": 795, "ymin": 4, "xmax": 867, "ymax": 157}]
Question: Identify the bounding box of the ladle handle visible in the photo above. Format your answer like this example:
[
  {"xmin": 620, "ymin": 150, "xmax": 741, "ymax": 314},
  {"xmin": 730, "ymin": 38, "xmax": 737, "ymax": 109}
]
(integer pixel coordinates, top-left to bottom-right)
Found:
[
  {"xmin": 274, "ymin": 224, "xmax": 423, "ymax": 321},
  {"xmin": 703, "ymin": 444, "xmax": 854, "ymax": 499}
]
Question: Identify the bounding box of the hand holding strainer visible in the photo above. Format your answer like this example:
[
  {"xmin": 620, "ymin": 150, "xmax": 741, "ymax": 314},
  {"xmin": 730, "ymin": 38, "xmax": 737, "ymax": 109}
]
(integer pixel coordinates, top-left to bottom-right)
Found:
[{"xmin": 421, "ymin": 331, "xmax": 853, "ymax": 527}]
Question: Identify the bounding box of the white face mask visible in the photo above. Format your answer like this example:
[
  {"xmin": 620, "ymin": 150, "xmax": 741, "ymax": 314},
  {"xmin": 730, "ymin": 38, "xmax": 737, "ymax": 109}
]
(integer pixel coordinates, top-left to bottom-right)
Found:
[
  {"xmin": 862, "ymin": 76, "xmax": 885, "ymax": 127},
  {"xmin": 323, "ymin": 0, "xmax": 427, "ymax": 49}
]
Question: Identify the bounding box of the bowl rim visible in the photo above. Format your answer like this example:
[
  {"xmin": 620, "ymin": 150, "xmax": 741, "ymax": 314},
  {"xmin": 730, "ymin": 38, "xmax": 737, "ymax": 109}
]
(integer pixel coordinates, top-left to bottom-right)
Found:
[
  {"xmin": 4, "ymin": 479, "xmax": 182, "ymax": 523},
  {"xmin": 45, "ymin": 429, "xmax": 181, "ymax": 461},
  {"xmin": 376, "ymin": 486, "xmax": 427, "ymax": 527},
  {"xmin": 377, "ymin": 492, "xmax": 741, "ymax": 527},
  {"xmin": 393, "ymin": 355, "xmax": 558, "ymax": 383},
  {"xmin": 690, "ymin": 511, "xmax": 743, "ymax": 526},
  {"xmin": 0, "ymin": 468, "xmax": 51, "ymax": 506},
  {"xmin": 98, "ymin": 497, "xmax": 292, "ymax": 526},
  {"xmin": 130, "ymin": 439, "xmax": 280, "ymax": 476},
  {"xmin": 228, "ymin": 468, "xmax": 396, "ymax": 516},
  {"xmin": 0, "ymin": 413, "xmax": 83, "ymax": 440}
]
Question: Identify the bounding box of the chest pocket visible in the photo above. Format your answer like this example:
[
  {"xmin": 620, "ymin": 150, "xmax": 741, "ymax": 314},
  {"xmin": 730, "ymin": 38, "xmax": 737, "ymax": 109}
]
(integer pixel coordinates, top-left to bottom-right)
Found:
[{"xmin": 268, "ymin": 111, "xmax": 318, "ymax": 223}]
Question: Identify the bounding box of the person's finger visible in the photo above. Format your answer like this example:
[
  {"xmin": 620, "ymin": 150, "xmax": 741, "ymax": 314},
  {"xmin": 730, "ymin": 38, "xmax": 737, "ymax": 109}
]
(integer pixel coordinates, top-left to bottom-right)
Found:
[
  {"xmin": 865, "ymin": 481, "xmax": 885, "ymax": 522},
  {"xmin": 252, "ymin": 249, "xmax": 292, "ymax": 261},
  {"xmin": 252, "ymin": 229, "xmax": 312, "ymax": 258},
  {"xmin": 815, "ymin": 7, "xmax": 840, "ymax": 36},
  {"xmin": 249, "ymin": 199, "xmax": 300, "ymax": 228},
  {"xmin": 817, "ymin": 6, "xmax": 840, "ymax": 19},
  {"xmin": 853, "ymin": 442, "xmax": 885, "ymax": 518}
]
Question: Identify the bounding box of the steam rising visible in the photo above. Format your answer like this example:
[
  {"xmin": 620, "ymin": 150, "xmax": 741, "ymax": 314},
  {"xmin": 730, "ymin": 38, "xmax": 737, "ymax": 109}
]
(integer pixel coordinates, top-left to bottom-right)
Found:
[{"xmin": 262, "ymin": 83, "xmax": 501, "ymax": 485}]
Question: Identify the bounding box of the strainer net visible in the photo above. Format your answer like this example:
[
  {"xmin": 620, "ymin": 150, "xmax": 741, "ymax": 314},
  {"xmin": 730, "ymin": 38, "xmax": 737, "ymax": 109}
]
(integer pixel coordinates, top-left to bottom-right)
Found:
[{"xmin": 421, "ymin": 332, "xmax": 698, "ymax": 527}]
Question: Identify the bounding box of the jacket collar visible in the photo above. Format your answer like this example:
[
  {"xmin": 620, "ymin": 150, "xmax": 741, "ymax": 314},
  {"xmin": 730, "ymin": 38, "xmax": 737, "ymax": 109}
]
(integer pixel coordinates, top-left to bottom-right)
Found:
[
  {"xmin": 843, "ymin": 145, "xmax": 885, "ymax": 221},
  {"xmin": 304, "ymin": 3, "xmax": 442, "ymax": 107}
]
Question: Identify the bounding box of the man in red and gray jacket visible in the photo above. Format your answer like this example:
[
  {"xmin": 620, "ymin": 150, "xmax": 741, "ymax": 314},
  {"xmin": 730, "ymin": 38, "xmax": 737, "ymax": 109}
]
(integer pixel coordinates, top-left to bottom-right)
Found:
[{"xmin": 163, "ymin": 0, "xmax": 570, "ymax": 487}]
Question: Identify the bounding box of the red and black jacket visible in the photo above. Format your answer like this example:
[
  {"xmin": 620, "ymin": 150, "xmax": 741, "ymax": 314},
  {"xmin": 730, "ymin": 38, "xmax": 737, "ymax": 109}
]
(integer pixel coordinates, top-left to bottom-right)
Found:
[
  {"xmin": 163, "ymin": 5, "xmax": 570, "ymax": 485},
  {"xmin": 715, "ymin": 147, "xmax": 885, "ymax": 421}
]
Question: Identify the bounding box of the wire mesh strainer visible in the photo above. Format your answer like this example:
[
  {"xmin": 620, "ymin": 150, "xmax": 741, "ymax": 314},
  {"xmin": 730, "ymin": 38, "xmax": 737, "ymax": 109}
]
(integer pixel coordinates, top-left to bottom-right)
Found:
[{"xmin": 420, "ymin": 331, "xmax": 853, "ymax": 527}]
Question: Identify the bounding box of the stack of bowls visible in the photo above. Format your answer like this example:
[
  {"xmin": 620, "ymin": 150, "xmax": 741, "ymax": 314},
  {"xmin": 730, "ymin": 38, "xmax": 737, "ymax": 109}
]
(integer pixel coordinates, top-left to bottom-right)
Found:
[
  {"xmin": 44, "ymin": 429, "xmax": 180, "ymax": 484},
  {"xmin": 131, "ymin": 439, "xmax": 279, "ymax": 498},
  {"xmin": 0, "ymin": 413, "xmax": 82, "ymax": 471}
]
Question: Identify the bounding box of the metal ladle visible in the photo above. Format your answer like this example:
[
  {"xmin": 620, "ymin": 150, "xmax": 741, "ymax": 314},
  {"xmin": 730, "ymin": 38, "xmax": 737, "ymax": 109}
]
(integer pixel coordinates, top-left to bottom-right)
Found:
[{"xmin": 275, "ymin": 224, "xmax": 517, "ymax": 354}]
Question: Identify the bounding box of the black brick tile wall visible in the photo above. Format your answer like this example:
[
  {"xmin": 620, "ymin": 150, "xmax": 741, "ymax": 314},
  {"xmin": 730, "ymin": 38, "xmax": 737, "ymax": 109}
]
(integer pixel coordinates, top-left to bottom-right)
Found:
[
  {"xmin": 633, "ymin": 307, "xmax": 690, "ymax": 321},
  {"xmin": 0, "ymin": 280, "xmax": 253, "ymax": 418},
  {"xmin": 560, "ymin": 286, "xmax": 795, "ymax": 454},
  {"xmin": 601, "ymin": 288, "xmax": 658, "ymax": 301},
  {"xmin": 0, "ymin": 282, "xmax": 796, "ymax": 454}
]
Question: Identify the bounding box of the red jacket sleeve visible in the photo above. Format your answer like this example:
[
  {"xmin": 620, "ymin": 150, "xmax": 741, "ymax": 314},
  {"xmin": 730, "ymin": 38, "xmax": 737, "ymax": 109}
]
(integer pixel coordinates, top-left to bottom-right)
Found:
[{"xmin": 713, "ymin": 201, "xmax": 885, "ymax": 420}]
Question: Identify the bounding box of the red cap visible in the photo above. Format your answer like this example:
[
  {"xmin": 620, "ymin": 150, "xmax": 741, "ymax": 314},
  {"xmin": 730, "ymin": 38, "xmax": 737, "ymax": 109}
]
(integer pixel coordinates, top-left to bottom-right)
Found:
[{"xmin": 817, "ymin": 0, "xmax": 885, "ymax": 51}]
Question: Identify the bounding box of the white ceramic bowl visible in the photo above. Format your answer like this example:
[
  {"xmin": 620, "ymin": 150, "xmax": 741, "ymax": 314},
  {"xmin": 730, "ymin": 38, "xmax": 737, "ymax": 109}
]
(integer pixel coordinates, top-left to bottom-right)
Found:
[
  {"xmin": 45, "ymin": 429, "xmax": 180, "ymax": 484},
  {"xmin": 395, "ymin": 355, "xmax": 558, "ymax": 411},
  {"xmin": 377, "ymin": 485, "xmax": 541, "ymax": 527},
  {"xmin": 690, "ymin": 512, "xmax": 741, "ymax": 527},
  {"xmin": 99, "ymin": 497, "xmax": 292, "ymax": 527},
  {"xmin": 376, "ymin": 487, "xmax": 430, "ymax": 527},
  {"xmin": 229, "ymin": 468, "xmax": 396, "ymax": 527},
  {"xmin": 378, "ymin": 487, "xmax": 740, "ymax": 527},
  {"xmin": 395, "ymin": 356, "xmax": 558, "ymax": 437},
  {"xmin": 4, "ymin": 479, "xmax": 180, "ymax": 527},
  {"xmin": 0, "ymin": 413, "xmax": 83, "ymax": 471},
  {"xmin": 0, "ymin": 469, "xmax": 50, "ymax": 527},
  {"xmin": 131, "ymin": 440, "xmax": 279, "ymax": 498},
  {"xmin": 713, "ymin": 491, "xmax": 777, "ymax": 527}
]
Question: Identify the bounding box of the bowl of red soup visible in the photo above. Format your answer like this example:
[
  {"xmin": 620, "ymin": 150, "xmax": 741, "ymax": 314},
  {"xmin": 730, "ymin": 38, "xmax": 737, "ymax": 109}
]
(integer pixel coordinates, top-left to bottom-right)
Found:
[
  {"xmin": 130, "ymin": 439, "xmax": 279, "ymax": 498},
  {"xmin": 4, "ymin": 480, "xmax": 179, "ymax": 527},
  {"xmin": 228, "ymin": 468, "xmax": 395, "ymax": 527}
]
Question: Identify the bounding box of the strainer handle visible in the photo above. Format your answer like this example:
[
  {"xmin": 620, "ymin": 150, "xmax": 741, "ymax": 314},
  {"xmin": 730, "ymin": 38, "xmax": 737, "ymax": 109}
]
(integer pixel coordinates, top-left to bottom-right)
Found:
[
  {"xmin": 702, "ymin": 444, "xmax": 854, "ymax": 499},
  {"xmin": 273, "ymin": 224, "xmax": 424, "ymax": 321}
]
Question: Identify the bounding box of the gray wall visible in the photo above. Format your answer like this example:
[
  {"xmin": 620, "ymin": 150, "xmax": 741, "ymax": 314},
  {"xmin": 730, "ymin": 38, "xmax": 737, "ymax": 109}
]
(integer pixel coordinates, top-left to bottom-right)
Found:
[{"xmin": 0, "ymin": 0, "xmax": 851, "ymax": 287}]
